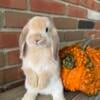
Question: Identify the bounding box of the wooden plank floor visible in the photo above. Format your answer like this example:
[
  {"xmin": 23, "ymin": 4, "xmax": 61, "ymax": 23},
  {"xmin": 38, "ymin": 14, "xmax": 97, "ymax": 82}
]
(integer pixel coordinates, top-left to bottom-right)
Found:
[{"xmin": 0, "ymin": 86, "xmax": 100, "ymax": 100}]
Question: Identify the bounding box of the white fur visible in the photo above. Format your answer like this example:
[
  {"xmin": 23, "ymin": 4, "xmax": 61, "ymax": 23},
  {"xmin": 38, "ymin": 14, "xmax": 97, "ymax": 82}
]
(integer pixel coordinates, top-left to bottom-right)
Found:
[{"xmin": 22, "ymin": 48, "xmax": 65, "ymax": 100}]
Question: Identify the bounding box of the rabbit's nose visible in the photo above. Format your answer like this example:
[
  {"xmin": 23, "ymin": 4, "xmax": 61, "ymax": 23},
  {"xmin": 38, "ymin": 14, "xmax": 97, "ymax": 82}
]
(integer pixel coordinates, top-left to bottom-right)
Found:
[
  {"xmin": 34, "ymin": 38, "xmax": 46, "ymax": 45},
  {"xmin": 33, "ymin": 39, "xmax": 40, "ymax": 44},
  {"xmin": 35, "ymin": 39, "xmax": 40, "ymax": 43}
]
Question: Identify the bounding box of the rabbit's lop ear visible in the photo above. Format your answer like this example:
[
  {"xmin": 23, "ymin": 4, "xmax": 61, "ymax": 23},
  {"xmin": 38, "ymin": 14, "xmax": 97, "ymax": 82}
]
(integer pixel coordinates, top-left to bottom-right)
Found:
[
  {"xmin": 51, "ymin": 27, "xmax": 60, "ymax": 60},
  {"xmin": 19, "ymin": 25, "xmax": 28, "ymax": 59}
]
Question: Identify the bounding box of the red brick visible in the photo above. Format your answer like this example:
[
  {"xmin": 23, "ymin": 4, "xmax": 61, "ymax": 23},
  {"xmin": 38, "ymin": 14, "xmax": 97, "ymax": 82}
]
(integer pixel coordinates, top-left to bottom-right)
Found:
[
  {"xmin": 64, "ymin": 31, "xmax": 84, "ymax": 41},
  {"xmin": 0, "ymin": 70, "xmax": 4, "ymax": 85},
  {"xmin": 85, "ymin": 31, "xmax": 96, "ymax": 37},
  {"xmin": 53, "ymin": 17, "xmax": 78, "ymax": 29},
  {"xmin": 58, "ymin": 32, "xmax": 65, "ymax": 42},
  {"xmin": 0, "ymin": 0, "xmax": 27, "ymax": 9},
  {"xmin": 84, "ymin": 31, "xmax": 100, "ymax": 40},
  {"xmin": 66, "ymin": 5, "xmax": 87, "ymax": 18},
  {"xmin": 81, "ymin": 0, "xmax": 100, "ymax": 11},
  {"xmin": 95, "ymin": 31, "xmax": 100, "ymax": 39},
  {"xmin": 5, "ymin": 11, "xmax": 33, "ymax": 28},
  {"xmin": 30, "ymin": 0, "xmax": 66, "ymax": 14},
  {"xmin": 64, "ymin": 0, "xmax": 81, "ymax": 4},
  {"xmin": 0, "ymin": 32, "xmax": 19, "ymax": 48},
  {"xmin": 89, "ymin": 39, "xmax": 100, "ymax": 47},
  {"xmin": 81, "ymin": 0, "xmax": 94, "ymax": 9},
  {"xmin": 0, "ymin": 11, "xmax": 4, "ymax": 28},
  {"xmin": 4, "ymin": 67, "xmax": 24, "ymax": 84},
  {"xmin": 0, "ymin": 52, "xmax": 6, "ymax": 68},
  {"xmin": 95, "ymin": 21, "xmax": 100, "ymax": 29},
  {"xmin": 7, "ymin": 50, "xmax": 21, "ymax": 65},
  {"xmin": 95, "ymin": 3, "xmax": 100, "ymax": 11}
]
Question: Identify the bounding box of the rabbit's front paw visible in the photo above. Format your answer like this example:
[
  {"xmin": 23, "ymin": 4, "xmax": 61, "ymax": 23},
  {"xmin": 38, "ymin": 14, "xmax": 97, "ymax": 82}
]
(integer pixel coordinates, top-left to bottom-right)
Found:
[
  {"xmin": 28, "ymin": 73, "xmax": 38, "ymax": 88},
  {"xmin": 25, "ymin": 68, "xmax": 38, "ymax": 88},
  {"xmin": 38, "ymin": 72, "xmax": 50, "ymax": 89}
]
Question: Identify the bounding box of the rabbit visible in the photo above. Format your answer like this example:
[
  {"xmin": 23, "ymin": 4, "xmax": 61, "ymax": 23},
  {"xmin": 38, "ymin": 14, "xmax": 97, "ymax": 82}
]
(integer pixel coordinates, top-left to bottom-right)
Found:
[{"xmin": 19, "ymin": 16, "xmax": 65, "ymax": 100}]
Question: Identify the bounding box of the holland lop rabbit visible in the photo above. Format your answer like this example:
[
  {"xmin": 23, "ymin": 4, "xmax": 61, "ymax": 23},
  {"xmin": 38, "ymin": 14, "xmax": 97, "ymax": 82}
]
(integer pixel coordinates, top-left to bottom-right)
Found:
[{"xmin": 19, "ymin": 16, "xmax": 65, "ymax": 100}]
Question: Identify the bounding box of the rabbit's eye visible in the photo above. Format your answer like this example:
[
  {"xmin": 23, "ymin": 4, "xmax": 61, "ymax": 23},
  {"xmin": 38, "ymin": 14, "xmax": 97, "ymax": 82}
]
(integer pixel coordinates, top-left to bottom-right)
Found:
[{"xmin": 46, "ymin": 27, "xmax": 48, "ymax": 33}]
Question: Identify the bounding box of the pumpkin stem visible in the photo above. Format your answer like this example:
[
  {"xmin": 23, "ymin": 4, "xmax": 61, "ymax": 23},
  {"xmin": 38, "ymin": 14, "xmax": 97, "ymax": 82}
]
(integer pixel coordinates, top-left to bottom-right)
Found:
[
  {"xmin": 86, "ymin": 56, "xmax": 93, "ymax": 68},
  {"xmin": 80, "ymin": 35, "xmax": 95, "ymax": 51}
]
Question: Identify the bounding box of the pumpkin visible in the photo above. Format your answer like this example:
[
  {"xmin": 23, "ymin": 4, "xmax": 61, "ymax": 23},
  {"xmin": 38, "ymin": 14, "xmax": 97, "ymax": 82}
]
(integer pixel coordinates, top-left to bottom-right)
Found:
[{"xmin": 60, "ymin": 39, "xmax": 100, "ymax": 95}]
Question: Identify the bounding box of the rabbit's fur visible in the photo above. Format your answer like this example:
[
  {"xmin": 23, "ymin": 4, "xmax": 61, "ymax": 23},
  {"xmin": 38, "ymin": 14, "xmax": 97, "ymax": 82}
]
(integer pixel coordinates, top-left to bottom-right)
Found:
[{"xmin": 19, "ymin": 16, "xmax": 65, "ymax": 100}]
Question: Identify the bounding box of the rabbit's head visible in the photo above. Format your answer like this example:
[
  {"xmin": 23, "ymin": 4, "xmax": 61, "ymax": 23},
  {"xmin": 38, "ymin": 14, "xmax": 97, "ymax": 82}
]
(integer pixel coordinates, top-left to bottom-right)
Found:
[{"xmin": 19, "ymin": 16, "xmax": 59, "ymax": 59}]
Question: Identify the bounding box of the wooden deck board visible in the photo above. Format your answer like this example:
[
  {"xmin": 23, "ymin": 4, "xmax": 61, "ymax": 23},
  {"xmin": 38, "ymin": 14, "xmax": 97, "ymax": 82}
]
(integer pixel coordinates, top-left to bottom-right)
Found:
[{"xmin": 0, "ymin": 86, "xmax": 100, "ymax": 100}]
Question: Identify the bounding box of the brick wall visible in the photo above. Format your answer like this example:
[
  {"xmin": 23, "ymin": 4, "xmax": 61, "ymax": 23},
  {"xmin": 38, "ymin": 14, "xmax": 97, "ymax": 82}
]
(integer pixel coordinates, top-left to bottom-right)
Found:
[{"xmin": 0, "ymin": 0, "xmax": 100, "ymax": 92}]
